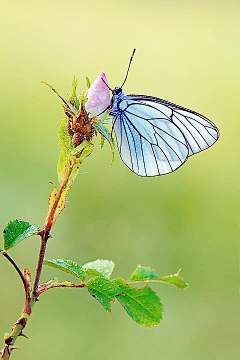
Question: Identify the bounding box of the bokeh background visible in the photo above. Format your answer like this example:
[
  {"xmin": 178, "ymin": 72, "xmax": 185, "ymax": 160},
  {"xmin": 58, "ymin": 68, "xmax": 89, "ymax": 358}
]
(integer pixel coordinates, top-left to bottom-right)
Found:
[{"xmin": 0, "ymin": 1, "xmax": 239, "ymax": 359}]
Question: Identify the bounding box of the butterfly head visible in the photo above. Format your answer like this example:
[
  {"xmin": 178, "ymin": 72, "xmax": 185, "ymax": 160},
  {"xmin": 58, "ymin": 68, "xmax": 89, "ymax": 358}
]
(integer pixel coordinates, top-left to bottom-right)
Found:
[{"xmin": 112, "ymin": 87, "xmax": 124, "ymax": 96}]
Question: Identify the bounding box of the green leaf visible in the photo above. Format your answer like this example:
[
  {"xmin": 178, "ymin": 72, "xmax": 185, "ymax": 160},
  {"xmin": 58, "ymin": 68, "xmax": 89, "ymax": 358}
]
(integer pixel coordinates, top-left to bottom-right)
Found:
[
  {"xmin": 65, "ymin": 141, "xmax": 94, "ymax": 187},
  {"xmin": 70, "ymin": 141, "xmax": 94, "ymax": 168},
  {"xmin": 67, "ymin": 162, "xmax": 81, "ymax": 187},
  {"xmin": 3, "ymin": 220, "xmax": 40, "ymax": 251},
  {"xmin": 43, "ymin": 259, "xmax": 86, "ymax": 281},
  {"xmin": 42, "ymin": 81, "xmax": 69, "ymax": 106},
  {"xmin": 58, "ymin": 117, "xmax": 74, "ymax": 153},
  {"xmin": 128, "ymin": 265, "xmax": 188, "ymax": 290},
  {"xmin": 77, "ymin": 141, "xmax": 94, "ymax": 162},
  {"xmin": 57, "ymin": 149, "xmax": 69, "ymax": 187},
  {"xmin": 102, "ymin": 115, "xmax": 113, "ymax": 124},
  {"xmin": 100, "ymin": 134, "xmax": 105, "ymax": 149},
  {"xmin": 38, "ymin": 277, "xmax": 60, "ymax": 295},
  {"xmin": 129, "ymin": 265, "xmax": 160, "ymax": 281},
  {"xmin": 44, "ymin": 187, "xmax": 68, "ymax": 227},
  {"xmin": 93, "ymin": 122, "xmax": 114, "ymax": 150},
  {"xmin": 69, "ymin": 140, "xmax": 94, "ymax": 157},
  {"xmin": 52, "ymin": 188, "xmax": 68, "ymax": 224},
  {"xmin": 153, "ymin": 270, "xmax": 189, "ymax": 290},
  {"xmin": 93, "ymin": 122, "xmax": 114, "ymax": 163},
  {"xmin": 86, "ymin": 76, "xmax": 91, "ymax": 89},
  {"xmin": 82, "ymin": 259, "xmax": 115, "ymax": 279},
  {"xmin": 86, "ymin": 277, "xmax": 122, "ymax": 313},
  {"xmin": 42, "ymin": 81, "xmax": 77, "ymax": 115},
  {"xmin": 113, "ymin": 278, "xmax": 163, "ymax": 327}
]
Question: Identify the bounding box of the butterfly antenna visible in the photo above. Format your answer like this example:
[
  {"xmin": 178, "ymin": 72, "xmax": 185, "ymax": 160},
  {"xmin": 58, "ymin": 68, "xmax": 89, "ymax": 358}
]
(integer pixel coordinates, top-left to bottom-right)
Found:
[
  {"xmin": 101, "ymin": 77, "xmax": 113, "ymax": 92},
  {"xmin": 121, "ymin": 48, "xmax": 136, "ymax": 88}
]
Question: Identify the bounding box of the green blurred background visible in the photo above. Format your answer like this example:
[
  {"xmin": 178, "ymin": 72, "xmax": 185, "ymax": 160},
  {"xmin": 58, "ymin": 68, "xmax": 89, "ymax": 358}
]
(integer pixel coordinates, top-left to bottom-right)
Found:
[{"xmin": 0, "ymin": 0, "xmax": 239, "ymax": 359}]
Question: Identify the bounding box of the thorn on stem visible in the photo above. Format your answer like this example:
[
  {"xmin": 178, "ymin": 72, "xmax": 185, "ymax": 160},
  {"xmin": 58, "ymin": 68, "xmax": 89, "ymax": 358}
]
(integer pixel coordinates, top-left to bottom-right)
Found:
[
  {"xmin": 9, "ymin": 345, "xmax": 20, "ymax": 351},
  {"xmin": 19, "ymin": 331, "xmax": 29, "ymax": 340}
]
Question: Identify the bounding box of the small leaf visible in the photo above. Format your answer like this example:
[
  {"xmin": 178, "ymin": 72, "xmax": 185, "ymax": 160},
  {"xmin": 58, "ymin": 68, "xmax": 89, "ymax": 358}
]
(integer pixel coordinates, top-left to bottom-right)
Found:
[
  {"xmin": 154, "ymin": 269, "xmax": 189, "ymax": 290},
  {"xmin": 52, "ymin": 188, "xmax": 68, "ymax": 225},
  {"xmin": 86, "ymin": 277, "xmax": 122, "ymax": 313},
  {"xmin": 113, "ymin": 278, "xmax": 163, "ymax": 327},
  {"xmin": 100, "ymin": 135, "xmax": 105, "ymax": 149},
  {"xmin": 93, "ymin": 122, "xmax": 114, "ymax": 163},
  {"xmin": 58, "ymin": 117, "xmax": 73, "ymax": 153},
  {"xmin": 93, "ymin": 122, "xmax": 114, "ymax": 150},
  {"xmin": 77, "ymin": 141, "xmax": 94, "ymax": 162},
  {"xmin": 43, "ymin": 259, "xmax": 86, "ymax": 281},
  {"xmin": 38, "ymin": 277, "xmax": 60, "ymax": 295},
  {"xmin": 44, "ymin": 187, "xmax": 58, "ymax": 228},
  {"xmin": 129, "ymin": 265, "xmax": 159, "ymax": 281},
  {"xmin": 128, "ymin": 265, "xmax": 188, "ymax": 290},
  {"xmin": 65, "ymin": 141, "xmax": 94, "ymax": 187},
  {"xmin": 102, "ymin": 115, "xmax": 113, "ymax": 124},
  {"xmin": 42, "ymin": 81, "xmax": 77, "ymax": 115},
  {"xmin": 57, "ymin": 150, "xmax": 69, "ymax": 187},
  {"xmin": 82, "ymin": 259, "xmax": 115, "ymax": 279},
  {"xmin": 42, "ymin": 82, "xmax": 69, "ymax": 107},
  {"xmin": 86, "ymin": 76, "xmax": 91, "ymax": 89},
  {"xmin": 3, "ymin": 220, "xmax": 40, "ymax": 251},
  {"xmin": 69, "ymin": 76, "xmax": 80, "ymax": 109},
  {"xmin": 69, "ymin": 140, "xmax": 94, "ymax": 157},
  {"xmin": 67, "ymin": 161, "xmax": 81, "ymax": 187}
]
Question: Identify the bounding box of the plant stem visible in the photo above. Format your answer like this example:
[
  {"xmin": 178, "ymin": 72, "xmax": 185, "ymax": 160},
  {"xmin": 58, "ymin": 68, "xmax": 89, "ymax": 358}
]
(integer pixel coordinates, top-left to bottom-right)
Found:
[
  {"xmin": 32, "ymin": 159, "xmax": 75, "ymax": 303},
  {"xmin": 0, "ymin": 315, "xmax": 29, "ymax": 360},
  {"xmin": 1, "ymin": 252, "xmax": 28, "ymax": 299},
  {"xmin": 0, "ymin": 254, "xmax": 31, "ymax": 359},
  {"xmin": 44, "ymin": 158, "xmax": 75, "ymax": 231},
  {"xmin": 30, "ymin": 231, "xmax": 49, "ymax": 305},
  {"xmin": 1, "ymin": 157, "xmax": 77, "ymax": 359}
]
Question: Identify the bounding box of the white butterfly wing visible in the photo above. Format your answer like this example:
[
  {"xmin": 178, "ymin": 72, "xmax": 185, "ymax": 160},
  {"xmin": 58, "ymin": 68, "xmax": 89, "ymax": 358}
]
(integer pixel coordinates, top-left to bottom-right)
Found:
[
  {"xmin": 127, "ymin": 95, "xmax": 220, "ymax": 157},
  {"xmin": 113, "ymin": 98, "xmax": 189, "ymax": 176}
]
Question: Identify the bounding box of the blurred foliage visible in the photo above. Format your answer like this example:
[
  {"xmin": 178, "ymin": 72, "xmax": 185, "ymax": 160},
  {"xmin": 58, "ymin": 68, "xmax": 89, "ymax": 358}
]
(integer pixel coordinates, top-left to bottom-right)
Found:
[{"xmin": 0, "ymin": 0, "xmax": 239, "ymax": 359}]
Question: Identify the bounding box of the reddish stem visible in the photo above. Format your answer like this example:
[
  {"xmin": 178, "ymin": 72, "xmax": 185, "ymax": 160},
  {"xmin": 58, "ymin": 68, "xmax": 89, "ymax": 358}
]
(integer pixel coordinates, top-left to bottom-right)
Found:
[
  {"xmin": 31, "ymin": 230, "xmax": 50, "ymax": 304},
  {"xmin": 1, "ymin": 252, "xmax": 27, "ymax": 295},
  {"xmin": 1, "ymin": 252, "xmax": 31, "ymax": 315}
]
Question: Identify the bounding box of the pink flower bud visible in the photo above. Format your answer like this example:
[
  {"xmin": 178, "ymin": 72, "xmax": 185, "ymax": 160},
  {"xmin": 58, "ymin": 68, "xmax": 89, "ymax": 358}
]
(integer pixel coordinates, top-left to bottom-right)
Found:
[{"xmin": 85, "ymin": 72, "xmax": 111, "ymax": 120}]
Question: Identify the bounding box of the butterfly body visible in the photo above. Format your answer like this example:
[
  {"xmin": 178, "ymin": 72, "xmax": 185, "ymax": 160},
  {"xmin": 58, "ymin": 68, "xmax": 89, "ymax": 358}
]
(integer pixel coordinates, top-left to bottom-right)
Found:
[{"xmin": 109, "ymin": 88, "xmax": 219, "ymax": 177}]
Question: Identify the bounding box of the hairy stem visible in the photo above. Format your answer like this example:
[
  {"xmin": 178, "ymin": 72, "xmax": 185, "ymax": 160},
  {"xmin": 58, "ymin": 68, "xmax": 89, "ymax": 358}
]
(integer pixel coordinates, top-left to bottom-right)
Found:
[
  {"xmin": 0, "ymin": 254, "xmax": 31, "ymax": 359},
  {"xmin": 1, "ymin": 315, "xmax": 28, "ymax": 360}
]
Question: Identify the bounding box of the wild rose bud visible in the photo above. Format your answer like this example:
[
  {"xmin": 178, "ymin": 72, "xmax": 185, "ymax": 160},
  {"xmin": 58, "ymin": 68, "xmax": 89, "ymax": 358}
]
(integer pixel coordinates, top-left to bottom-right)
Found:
[{"xmin": 85, "ymin": 72, "xmax": 111, "ymax": 121}]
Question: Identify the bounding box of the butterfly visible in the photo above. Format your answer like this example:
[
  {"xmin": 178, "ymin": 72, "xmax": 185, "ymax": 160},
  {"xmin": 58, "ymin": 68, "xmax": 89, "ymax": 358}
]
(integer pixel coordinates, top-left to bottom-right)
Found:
[{"xmin": 106, "ymin": 49, "xmax": 219, "ymax": 177}]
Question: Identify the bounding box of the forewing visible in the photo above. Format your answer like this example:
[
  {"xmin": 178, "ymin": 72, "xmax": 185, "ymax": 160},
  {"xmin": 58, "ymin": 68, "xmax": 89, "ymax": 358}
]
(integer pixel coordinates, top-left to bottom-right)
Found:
[
  {"xmin": 127, "ymin": 95, "xmax": 219, "ymax": 156},
  {"xmin": 113, "ymin": 98, "xmax": 189, "ymax": 177}
]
